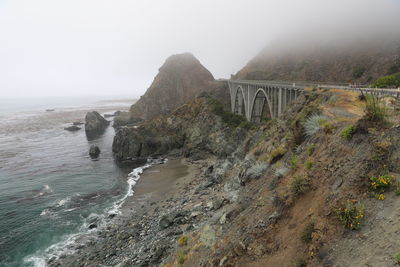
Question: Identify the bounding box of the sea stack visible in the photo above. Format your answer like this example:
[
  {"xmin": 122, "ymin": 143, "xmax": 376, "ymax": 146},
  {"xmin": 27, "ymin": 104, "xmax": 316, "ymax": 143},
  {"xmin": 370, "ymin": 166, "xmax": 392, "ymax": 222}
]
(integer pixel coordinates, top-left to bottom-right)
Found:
[{"xmin": 85, "ymin": 111, "xmax": 110, "ymax": 137}]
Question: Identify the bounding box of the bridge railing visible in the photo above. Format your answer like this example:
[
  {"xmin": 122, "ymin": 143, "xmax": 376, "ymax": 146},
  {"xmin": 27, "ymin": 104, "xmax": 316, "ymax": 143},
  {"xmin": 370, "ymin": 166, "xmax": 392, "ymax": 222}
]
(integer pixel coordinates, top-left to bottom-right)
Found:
[{"xmin": 228, "ymin": 79, "xmax": 400, "ymax": 97}]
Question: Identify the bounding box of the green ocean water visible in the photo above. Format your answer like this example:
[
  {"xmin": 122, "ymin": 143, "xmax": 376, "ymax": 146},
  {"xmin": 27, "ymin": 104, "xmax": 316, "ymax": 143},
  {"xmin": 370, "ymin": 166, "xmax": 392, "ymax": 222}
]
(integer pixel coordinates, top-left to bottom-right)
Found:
[{"xmin": 0, "ymin": 98, "xmax": 138, "ymax": 266}]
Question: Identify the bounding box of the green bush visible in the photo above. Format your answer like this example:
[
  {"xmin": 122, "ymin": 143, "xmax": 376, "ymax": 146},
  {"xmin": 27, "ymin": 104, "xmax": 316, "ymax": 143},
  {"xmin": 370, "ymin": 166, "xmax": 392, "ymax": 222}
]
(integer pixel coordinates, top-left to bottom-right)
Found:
[
  {"xmin": 307, "ymin": 144, "xmax": 316, "ymax": 156},
  {"xmin": 290, "ymin": 155, "xmax": 299, "ymax": 169},
  {"xmin": 301, "ymin": 222, "xmax": 315, "ymax": 243},
  {"xmin": 305, "ymin": 160, "xmax": 313, "ymax": 169},
  {"xmin": 178, "ymin": 235, "xmax": 188, "ymax": 246},
  {"xmin": 291, "ymin": 175, "xmax": 308, "ymax": 196},
  {"xmin": 364, "ymin": 95, "xmax": 388, "ymax": 122},
  {"xmin": 370, "ymin": 72, "xmax": 400, "ymax": 88},
  {"xmin": 394, "ymin": 253, "xmax": 400, "ymax": 264},
  {"xmin": 207, "ymin": 97, "xmax": 252, "ymax": 129},
  {"xmin": 337, "ymin": 202, "xmax": 364, "ymax": 230},
  {"xmin": 269, "ymin": 145, "xmax": 287, "ymax": 164},
  {"xmin": 304, "ymin": 114, "xmax": 328, "ymax": 137},
  {"xmin": 340, "ymin": 125, "xmax": 355, "ymax": 140}
]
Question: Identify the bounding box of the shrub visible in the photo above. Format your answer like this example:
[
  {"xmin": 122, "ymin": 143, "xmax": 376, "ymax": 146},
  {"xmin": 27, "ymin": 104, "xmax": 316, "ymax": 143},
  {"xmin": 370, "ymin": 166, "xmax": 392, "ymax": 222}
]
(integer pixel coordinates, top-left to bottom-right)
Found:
[
  {"xmin": 394, "ymin": 252, "xmax": 400, "ymax": 264},
  {"xmin": 275, "ymin": 166, "xmax": 289, "ymax": 178},
  {"xmin": 372, "ymin": 140, "xmax": 392, "ymax": 160},
  {"xmin": 178, "ymin": 235, "xmax": 188, "ymax": 246},
  {"xmin": 305, "ymin": 160, "xmax": 313, "ymax": 169},
  {"xmin": 294, "ymin": 257, "xmax": 307, "ymax": 267},
  {"xmin": 328, "ymin": 95, "xmax": 337, "ymax": 106},
  {"xmin": 269, "ymin": 146, "xmax": 287, "ymax": 163},
  {"xmin": 301, "ymin": 222, "xmax": 315, "ymax": 243},
  {"xmin": 246, "ymin": 161, "xmax": 269, "ymax": 179},
  {"xmin": 337, "ymin": 202, "xmax": 364, "ymax": 230},
  {"xmin": 307, "ymin": 144, "xmax": 316, "ymax": 156},
  {"xmin": 290, "ymin": 155, "xmax": 299, "ymax": 169},
  {"xmin": 364, "ymin": 95, "xmax": 388, "ymax": 122},
  {"xmin": 370, "ymin": 72, "xmax": 400, "ymax": 88},
  {"xmin": 207, "ymin": 97, "xmax": 251, "ymax": 128},
  {"xmin": 304, "ymin": 114, "xmax": 328, "ymax": 137},
  {"xmin": 323, "ymin": 122, "xmax": 335, "ymax": 134},
  {"xmin": 291, "ymin": 175, "xmax": 308, "ymax": 196},
  {"xmin": 340, "ymin": 125, "xmax": 355, "ymax": 140},
  {"xmin": 370, "ymin": 174, "xmax": 394, "ymax": 193},
  {"xmin": 177, "ymin": 251, "xmax": 188, "ymax": 265}
]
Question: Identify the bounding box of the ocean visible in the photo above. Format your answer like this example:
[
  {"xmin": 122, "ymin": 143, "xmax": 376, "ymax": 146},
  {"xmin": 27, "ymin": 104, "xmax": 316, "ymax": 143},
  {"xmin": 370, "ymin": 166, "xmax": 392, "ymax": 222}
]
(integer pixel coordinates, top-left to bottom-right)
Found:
[{"xmin": 0, "ymin": 96, "xmax": 143, "ymax": 266}]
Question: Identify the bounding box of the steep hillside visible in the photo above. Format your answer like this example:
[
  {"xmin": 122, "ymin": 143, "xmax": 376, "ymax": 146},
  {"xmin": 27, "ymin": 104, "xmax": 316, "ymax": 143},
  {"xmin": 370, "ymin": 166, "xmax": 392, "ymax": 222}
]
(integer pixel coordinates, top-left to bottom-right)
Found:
[
  {"xmin": 128, "ymin": 53, "xmax": 228, "ymax": 121},
  {"xmin": 236, "ymin": 35, "xmax": 400, "ymax": 84}
]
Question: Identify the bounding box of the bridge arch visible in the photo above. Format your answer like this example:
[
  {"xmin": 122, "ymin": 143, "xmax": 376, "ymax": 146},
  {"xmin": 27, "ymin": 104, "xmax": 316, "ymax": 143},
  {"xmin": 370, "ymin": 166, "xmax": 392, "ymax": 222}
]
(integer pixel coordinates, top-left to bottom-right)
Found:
[
  {"xmin": 233, "ymin": 85, "xmax": 247, "ymax": 117},
  {"xmin": 249, "ymin": 88, "xmax": 274, "ymax": 123}
]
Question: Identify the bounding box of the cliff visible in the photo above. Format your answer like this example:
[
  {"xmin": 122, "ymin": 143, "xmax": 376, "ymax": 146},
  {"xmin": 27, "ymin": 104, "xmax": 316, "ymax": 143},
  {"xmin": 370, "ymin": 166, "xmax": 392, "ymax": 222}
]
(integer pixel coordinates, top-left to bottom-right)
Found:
[
  {"xmin": 113, "ymin": 96, "xmax": 247, "ymax": 161},
  {"xmin": 128, "ymin": 53, "xmax": 227, "ymax": 121},
  {"xmin": 236, "ymin": 35, "xmax": 400, "ymax": 84}
]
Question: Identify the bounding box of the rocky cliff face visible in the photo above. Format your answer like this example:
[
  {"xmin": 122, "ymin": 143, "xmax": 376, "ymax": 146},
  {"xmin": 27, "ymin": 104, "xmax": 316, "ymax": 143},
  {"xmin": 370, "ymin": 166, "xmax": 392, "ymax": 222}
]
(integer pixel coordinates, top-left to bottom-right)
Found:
[
  {"xmin": 113, "ymin": 96, "xmax": 246, "ymax": 161},
  {"xmin": 128, "ymin": 53, "xmax": 227, "ymax": 121},
  {"xmin": 236, "ymin": 35, "xmax": 400, "ymax": 84}
]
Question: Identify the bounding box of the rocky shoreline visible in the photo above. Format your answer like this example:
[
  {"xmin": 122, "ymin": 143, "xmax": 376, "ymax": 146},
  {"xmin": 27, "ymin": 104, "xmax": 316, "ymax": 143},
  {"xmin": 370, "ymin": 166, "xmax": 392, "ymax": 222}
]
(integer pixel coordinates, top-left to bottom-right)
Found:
[{"xmin": 48, "ymin": 157, "xmax": 217, "ymax": 267}]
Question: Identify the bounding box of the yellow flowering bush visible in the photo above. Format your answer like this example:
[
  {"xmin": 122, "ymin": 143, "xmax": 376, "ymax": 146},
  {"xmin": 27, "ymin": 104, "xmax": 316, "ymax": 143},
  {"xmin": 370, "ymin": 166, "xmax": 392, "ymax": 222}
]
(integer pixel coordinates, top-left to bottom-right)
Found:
[
  {"xmin": 370, "ymin": 174, "xmax": 393, "ymax": 193},
  {"xmin": 337, "ymin": 202, "xmax": 364, "ymax": 230},
  {"xmin": 374, "ymin": 193, "xmax": 385, "ymax": 200}
]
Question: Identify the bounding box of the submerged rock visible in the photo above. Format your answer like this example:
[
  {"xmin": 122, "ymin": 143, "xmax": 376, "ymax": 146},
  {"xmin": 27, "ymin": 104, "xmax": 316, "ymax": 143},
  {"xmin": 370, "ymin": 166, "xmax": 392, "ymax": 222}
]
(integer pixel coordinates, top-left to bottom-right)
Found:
[
  {"xmin": 89, "ymin": 145, "xmax": 101, "ymax": 158},
  {"xmin": 64, "ymin": 125, "xmax": 81, "ymax": 131},
  {"xmin": 73, "ymin": 121, "xmax": 84, "ymax": 126},
  {"xmin": 85, "ymin": 111, "xmax": 110, "ymax": 136}
]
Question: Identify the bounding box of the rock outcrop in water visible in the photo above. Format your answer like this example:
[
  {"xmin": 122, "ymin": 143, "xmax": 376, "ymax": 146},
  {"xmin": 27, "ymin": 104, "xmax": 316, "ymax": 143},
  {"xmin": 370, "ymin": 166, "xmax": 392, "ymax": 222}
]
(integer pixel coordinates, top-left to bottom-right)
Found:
[
  {"xmin": 85, "ymin": 111, "xmax": 110, "ymax": 136},
  {"xmin": 89, "ymin": 145, "xmax": 101, "ymax": 158}
]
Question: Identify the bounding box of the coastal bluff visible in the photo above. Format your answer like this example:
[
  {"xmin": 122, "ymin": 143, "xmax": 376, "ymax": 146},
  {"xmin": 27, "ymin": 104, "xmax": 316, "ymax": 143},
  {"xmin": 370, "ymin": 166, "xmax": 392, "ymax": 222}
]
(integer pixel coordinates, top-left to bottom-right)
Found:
[{"xmin": 119, "ymin": 53, "xmax": 228, "ymax": 123}]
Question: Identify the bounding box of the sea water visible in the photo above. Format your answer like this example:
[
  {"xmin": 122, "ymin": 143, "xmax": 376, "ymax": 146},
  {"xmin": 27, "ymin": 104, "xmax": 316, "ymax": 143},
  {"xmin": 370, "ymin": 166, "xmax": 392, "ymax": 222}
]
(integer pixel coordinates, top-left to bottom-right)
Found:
[{"xmin": 0, "ymin": 96, "xmax": 144, "ymax": 266}]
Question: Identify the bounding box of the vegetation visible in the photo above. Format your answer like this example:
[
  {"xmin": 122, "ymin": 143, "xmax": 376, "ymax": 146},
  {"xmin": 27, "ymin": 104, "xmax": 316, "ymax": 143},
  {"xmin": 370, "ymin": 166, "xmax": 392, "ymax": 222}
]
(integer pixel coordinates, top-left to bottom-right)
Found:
[
  {"xmin": 305, "ymin": 160, "xmax": 313, "ymax": 170},
  {"xmin": 269, "ymin": 145, "xmax": 287, "ymax": 163},
  {"xmin": 207, "ymin": 97, "xmax": 253, "ymax": 129},
  {"xmin": 337, "ymin": 202, "xmax": 364, "ymax": 230},
  {"xmin": 291, "ymin": 175, "xmax": 308, "ymax": 196},
  {"xmin": 177, "ymin": 250, "xmax": 188, "ymax": 265},
  {"xmin": 307, "ymin": 144, "xmax": 316, "ymax": 156},
  {"xmin": 290, "ymin": 155, "xmax": 299, "ymax": 169},
  {"xmin": 322, "ymin": 122, "xmax": 335, "ymax": 134},
  {"xmin": 304, "ymin": 114, "xmax": 328, "ymax": 137},
  {"xmin": 372, "ymin": 140, "xmax": 392, "ymax": 161},
  {"xmin": 178, "ymin": 235, "xmax": 188, "ymax": 246},
  {"xmin": 364, "ymin": 95, "xmax": 388, "ymax": 122},
  {"xmin": 275, "ymin": 166, "xmax": 289, "ymax": 178},
  {"xmin": 370, "ymin": 174, "xmax": 394, "ymax": 193},
  {"xmin": 293, "ymin": 257, "xmax": 307, "ymax": 267},
  {"xmin": 340, "ymin": 125, "xmax": 355, "ymax": 140},
  {"xmin": 394, "ymin": 252, "xmax": 400, "ymax": 264},
  {"xmin": 370, "ymin": 72, "xmax": 400, "ymax": 88},
  {"xmin": 301, "ymin": 222, "xmax": 315, "ymax": 243}
]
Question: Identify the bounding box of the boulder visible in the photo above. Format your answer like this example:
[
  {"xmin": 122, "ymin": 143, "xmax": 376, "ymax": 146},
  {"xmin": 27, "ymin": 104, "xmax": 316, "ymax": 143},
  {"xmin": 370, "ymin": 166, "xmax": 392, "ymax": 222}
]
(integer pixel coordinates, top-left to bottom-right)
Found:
[
  {"xmin": 89, "ymin": 145, "xmax": 101, "ymax": 158},
  {"xmin": 85, "ymin": 111, "xmax": 110, "ymax": 135},
  {"xmin": 73, "ymin": 121, "xmax": 84, "ymax": 126},
  {"xmin": 64, "ymin": 125, "xmax": 81, "ymax": 131}
]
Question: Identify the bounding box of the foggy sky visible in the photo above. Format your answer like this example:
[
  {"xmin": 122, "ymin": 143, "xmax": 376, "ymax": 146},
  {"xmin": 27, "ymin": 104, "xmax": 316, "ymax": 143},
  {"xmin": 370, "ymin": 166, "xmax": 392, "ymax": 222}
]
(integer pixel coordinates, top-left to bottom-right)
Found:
[{"xmin": 0, "ymin": 0, "xmax": 399, "ymax": 98}]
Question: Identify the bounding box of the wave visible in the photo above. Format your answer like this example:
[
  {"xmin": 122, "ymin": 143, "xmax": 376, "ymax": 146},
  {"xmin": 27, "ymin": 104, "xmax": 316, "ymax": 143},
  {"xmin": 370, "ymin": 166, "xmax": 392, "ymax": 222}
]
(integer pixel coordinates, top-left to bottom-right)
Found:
[{"xmin": 24, "ymin": 158, "xmax": 166, "ymax": 267}]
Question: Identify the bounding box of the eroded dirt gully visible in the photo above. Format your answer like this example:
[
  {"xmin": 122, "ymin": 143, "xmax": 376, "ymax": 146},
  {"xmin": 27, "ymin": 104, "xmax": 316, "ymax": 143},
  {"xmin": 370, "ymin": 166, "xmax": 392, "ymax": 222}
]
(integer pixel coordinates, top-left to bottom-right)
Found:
[{"xmin": 163, "ymin": 89, "xmax": 400, "ymax": 267}]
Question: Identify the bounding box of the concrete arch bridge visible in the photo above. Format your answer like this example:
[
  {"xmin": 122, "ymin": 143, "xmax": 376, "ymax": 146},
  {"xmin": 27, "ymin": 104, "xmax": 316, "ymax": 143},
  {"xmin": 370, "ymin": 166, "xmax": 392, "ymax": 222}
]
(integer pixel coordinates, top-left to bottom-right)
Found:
[{"xmin": 228, "ymin": 80, "xmax": 304, "ymax": 123}]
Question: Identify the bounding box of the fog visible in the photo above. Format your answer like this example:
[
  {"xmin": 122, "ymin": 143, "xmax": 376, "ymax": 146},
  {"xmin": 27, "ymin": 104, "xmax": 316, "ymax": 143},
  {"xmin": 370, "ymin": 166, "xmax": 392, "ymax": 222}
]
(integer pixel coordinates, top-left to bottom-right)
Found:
[{"xmin": 0, "ymin": 0, "xmax": 399, "ymax": 98}]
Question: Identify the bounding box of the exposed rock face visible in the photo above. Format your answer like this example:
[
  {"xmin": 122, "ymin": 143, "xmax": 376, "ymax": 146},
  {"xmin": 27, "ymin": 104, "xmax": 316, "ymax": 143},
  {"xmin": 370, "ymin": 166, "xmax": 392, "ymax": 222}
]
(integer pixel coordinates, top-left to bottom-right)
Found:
[
  {"xmin": 85, "ymin": 111, "xmax": 110, "ymax": 135},
  {"xmin": 112, "ymin": 97, "xmax": 246, "ymax": 161},
  {"xmin": 129, "ymin": 53, "xmax": 221, "ymax": 120},
  {"xmin": 89, "ymin": 145, "xmax": 101, "ymax": 158},
  {"xmin": 236, "ymin": 34, "xmax": 400, "ymax": 83}
]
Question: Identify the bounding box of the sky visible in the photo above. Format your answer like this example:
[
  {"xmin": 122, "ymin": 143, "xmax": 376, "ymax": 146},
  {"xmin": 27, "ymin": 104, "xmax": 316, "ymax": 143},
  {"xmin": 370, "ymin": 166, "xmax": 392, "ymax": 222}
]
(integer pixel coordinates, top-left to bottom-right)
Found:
[{"xmin": 0, "ymin": 0, "xmax": 399, "ymax": 98}]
